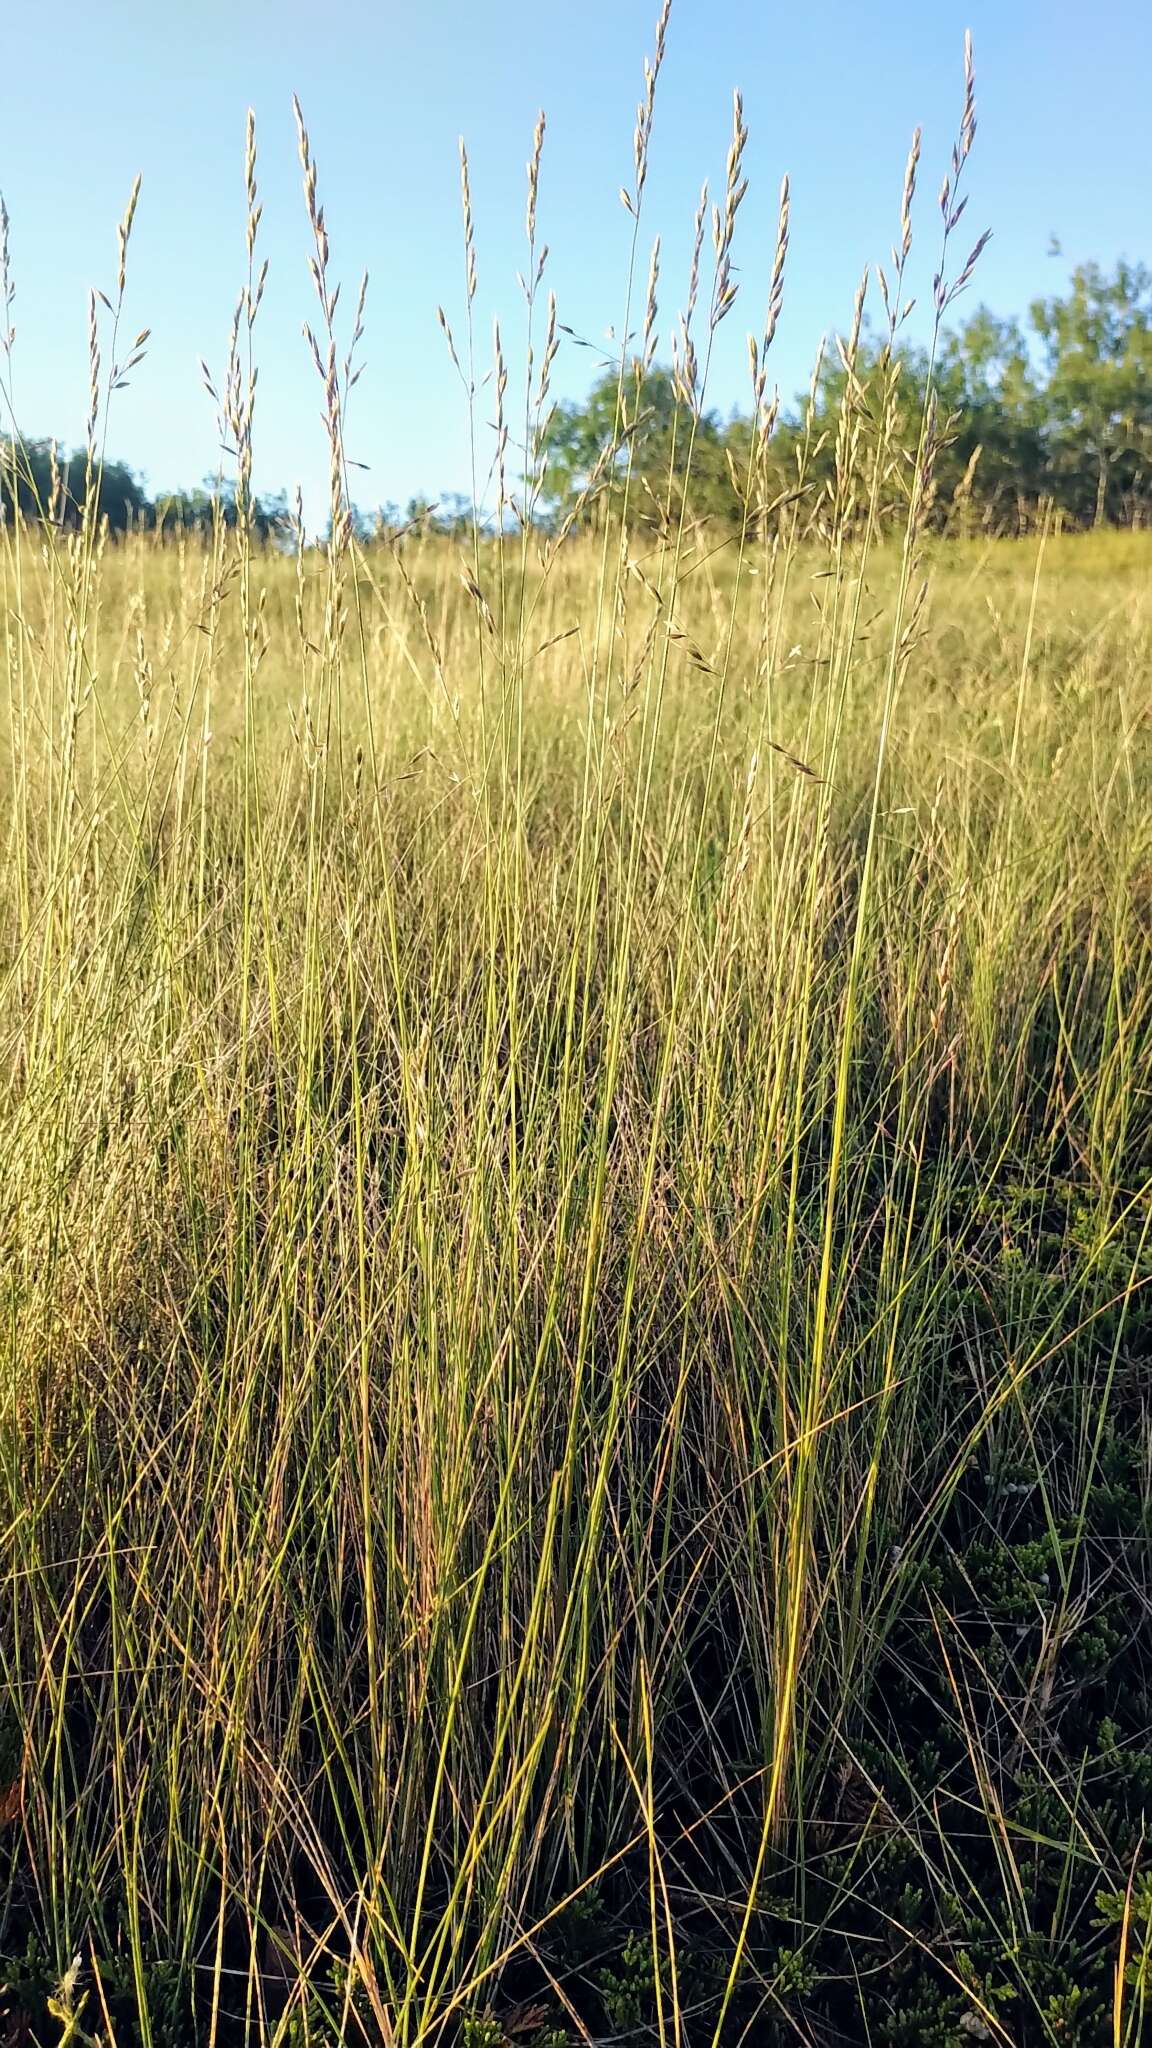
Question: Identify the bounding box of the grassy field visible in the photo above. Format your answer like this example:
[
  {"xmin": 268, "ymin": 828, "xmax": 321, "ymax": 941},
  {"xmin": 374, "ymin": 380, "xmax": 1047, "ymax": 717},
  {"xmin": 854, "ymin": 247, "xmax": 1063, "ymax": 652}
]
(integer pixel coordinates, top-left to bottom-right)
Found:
[{"xmin": 2, "ymin": 66, "xmax": 1152, "ymax": 2048}]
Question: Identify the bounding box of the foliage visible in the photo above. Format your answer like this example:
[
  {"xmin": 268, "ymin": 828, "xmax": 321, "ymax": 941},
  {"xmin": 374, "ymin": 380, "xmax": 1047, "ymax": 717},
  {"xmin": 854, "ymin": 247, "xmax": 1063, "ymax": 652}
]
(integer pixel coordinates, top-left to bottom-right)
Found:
[
  {"xmin": 541, "ymin": 260, "xmax": 1152, "ymax": 536},
  {"xmin": 8, "ymin": 259, "xmax": 1151, "ymax": 546},
  {"xmin": 541, "ymin": 363, "xmax": 746, "ymax": 532},
  {"xmin": 0, "ymin": 436, "xmax": 291, "ymax": 540},
  {"xmin": 0, "ymin": 435, "xmax": 150, "ymax": 532},
  {"xmin": 153, "ymin": 477, "xmax": 291, "ymax": 541},
  {"xmin": 1030, "ymin": 259, "xmax": 1152, "ymax": 525}
]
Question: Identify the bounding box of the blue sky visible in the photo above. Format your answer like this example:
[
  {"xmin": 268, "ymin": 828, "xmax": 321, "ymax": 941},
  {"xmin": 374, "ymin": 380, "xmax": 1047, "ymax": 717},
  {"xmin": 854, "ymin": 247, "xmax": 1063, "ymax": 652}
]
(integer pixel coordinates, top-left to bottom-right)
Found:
[{"xmin": 1, "ymin": 0, "xmax": 1148, "ymax": 527}]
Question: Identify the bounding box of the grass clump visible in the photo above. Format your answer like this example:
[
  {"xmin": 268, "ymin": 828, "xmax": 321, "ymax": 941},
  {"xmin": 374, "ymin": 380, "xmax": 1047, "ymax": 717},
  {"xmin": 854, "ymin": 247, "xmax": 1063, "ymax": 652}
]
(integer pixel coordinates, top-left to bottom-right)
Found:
[{"xmin": 1, "ymin": 13, "xmax": 1150, "ymax": 2045}]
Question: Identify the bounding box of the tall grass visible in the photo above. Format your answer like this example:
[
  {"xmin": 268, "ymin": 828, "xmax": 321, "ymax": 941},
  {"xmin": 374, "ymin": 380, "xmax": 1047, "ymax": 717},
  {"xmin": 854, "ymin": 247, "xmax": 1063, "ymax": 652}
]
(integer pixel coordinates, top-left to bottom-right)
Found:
[{"xmin": 2, "ymin": 17, "xmax": 1151, "ymax": 2045}]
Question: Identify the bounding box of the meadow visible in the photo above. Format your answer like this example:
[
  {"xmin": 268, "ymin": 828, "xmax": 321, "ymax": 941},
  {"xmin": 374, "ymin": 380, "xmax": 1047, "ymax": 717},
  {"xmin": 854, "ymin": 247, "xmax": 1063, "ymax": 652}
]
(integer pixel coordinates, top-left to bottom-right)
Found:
[{"xmin": 2, "ymin": 40, "xmax": 1151, "ymax": 2048}]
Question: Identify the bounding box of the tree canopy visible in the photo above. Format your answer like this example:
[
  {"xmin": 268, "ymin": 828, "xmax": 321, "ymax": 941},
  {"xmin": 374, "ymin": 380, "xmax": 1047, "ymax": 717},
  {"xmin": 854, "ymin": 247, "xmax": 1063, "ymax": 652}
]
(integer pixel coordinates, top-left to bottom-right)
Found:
[
  {"xmin": 539, "ymin": 259, "xmax": 1152, "ymax": 537},
  {"xmin": 0, "ymin": 438, "xmax": 291, "ymax": 542},
  {"xmin": 4, "ymin": 259, "xmax": 1150, "ymax": 544}
]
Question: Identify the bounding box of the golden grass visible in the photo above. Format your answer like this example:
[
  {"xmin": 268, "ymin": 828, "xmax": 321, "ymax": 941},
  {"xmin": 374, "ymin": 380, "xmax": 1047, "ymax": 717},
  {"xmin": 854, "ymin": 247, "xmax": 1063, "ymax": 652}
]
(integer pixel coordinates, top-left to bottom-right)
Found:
[{"xmin": 1, "ymin": 18, "xmax": 1150, "ymax": 2044}]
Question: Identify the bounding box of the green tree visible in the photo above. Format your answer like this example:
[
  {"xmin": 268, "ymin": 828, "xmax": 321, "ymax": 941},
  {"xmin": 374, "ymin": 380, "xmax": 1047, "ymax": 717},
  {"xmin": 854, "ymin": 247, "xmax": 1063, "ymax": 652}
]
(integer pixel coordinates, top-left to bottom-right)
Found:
[
  {"xmin": 1, "ymin": 436, "xmax": 149, "ymax": 531},
  {"xmin": 541, "ymin": 364, "xmax": 745, "ymax": 532},
  {"xmin": 1, "ymin": 442, "xmax": 290, "ymax": 543},
  {"xmin": 937, "ymin": 309, "xmax": 1045, "ymax": 526},
  {"xmin": 154, "ymin": 479, "xmax": 290, "ymax": 542},
  {"xmin": 1029, "ymin": 259, "xmax": 1152, "ymax": 525}
]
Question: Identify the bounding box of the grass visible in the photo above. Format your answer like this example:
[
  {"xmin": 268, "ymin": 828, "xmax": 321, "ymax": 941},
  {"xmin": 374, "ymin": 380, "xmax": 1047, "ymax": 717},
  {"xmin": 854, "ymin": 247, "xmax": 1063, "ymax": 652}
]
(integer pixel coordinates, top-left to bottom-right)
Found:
[{"xmin": 1, "ymin": 21, "xmax": 1151, "ymax": 2046}]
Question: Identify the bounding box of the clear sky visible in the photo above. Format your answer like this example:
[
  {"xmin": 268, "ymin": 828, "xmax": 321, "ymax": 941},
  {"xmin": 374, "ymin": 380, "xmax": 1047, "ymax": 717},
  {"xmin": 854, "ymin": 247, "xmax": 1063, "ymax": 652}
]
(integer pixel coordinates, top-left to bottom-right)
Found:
[{"xmin": 1, "ymin": 0, "xmax": 1148, "ymax": 528}]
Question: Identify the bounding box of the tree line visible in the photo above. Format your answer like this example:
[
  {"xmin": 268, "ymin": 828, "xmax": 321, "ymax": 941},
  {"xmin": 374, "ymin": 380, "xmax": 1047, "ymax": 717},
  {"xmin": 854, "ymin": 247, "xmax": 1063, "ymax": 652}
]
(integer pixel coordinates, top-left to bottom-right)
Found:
[
  {"xmin": 544, "ymin": 258, "xmax": 1152, "ymax": 536},
  {"xmin": 3, "ymin": 259, "xmax": 1150, "ymax": 543},
  {"xmin": 0, "ymin": 441, "xmax": 292, "ymax": 541}
]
